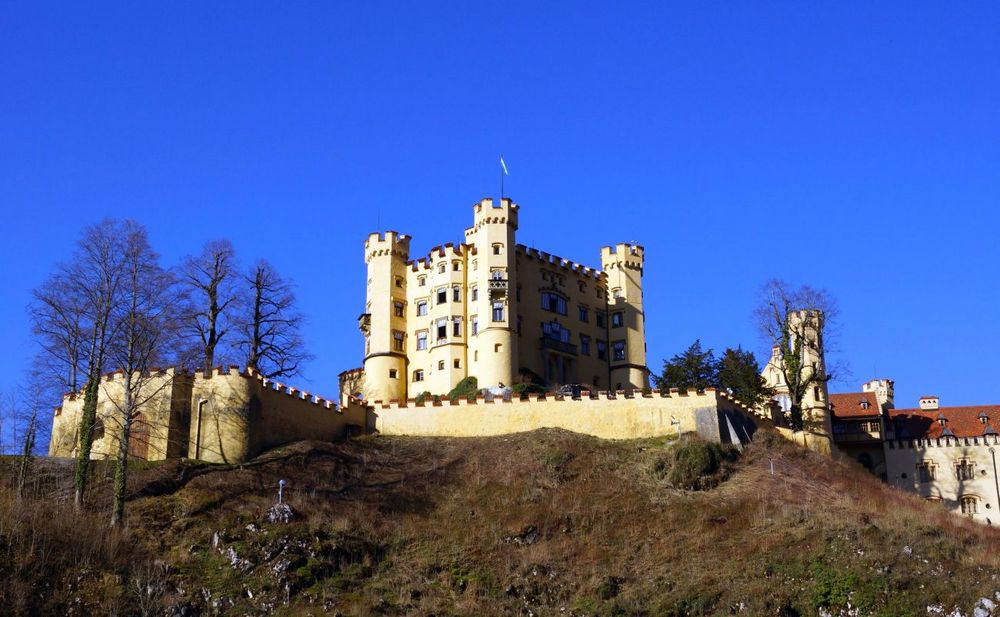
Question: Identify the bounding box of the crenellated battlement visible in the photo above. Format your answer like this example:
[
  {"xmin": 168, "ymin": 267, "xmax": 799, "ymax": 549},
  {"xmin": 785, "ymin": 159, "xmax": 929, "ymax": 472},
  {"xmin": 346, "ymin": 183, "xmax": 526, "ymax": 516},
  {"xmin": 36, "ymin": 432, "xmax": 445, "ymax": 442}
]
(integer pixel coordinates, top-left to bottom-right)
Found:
[
  {"xmin": 468, "ymin": 197, "xmax": 519, "ymax": 232},
  {"xmin": 355, "ymin": 384, "xmax": 757, "ymax": 443},
  {"xmin": 516, "ymin": 244, "xmax": 605, "ymax": 280},
  {"xmin": 600, "ymin": 243, "xmax": 644, "ymax": 272},
  {"xmin": 365, "ymin": 231, "xmax": 411, "ymax": 263}
]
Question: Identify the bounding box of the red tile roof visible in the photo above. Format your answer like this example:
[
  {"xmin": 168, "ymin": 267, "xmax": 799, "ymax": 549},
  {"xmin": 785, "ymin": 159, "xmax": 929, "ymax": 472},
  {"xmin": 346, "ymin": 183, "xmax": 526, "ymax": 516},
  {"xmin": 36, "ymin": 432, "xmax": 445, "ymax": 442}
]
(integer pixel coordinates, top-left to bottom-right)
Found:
[
  {"xmin": 888, "ymin": 405, "xmax": 1000, "ymax": 439},
  {"xmin": 829, "ymin": 392, "xmax": 881, "ymax": 419}
]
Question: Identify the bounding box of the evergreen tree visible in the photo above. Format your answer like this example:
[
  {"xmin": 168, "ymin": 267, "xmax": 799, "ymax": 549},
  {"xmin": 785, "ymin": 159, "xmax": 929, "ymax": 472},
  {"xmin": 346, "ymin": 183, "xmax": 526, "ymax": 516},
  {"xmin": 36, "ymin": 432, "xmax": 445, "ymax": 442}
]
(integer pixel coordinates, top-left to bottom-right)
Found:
[
  {"xmin": 654, "ymin": 340, "xmax": 717, "ymax": 392},
  {"xmin": 716, "ymin": 347, "xmax": 774, "ymax": 409}
]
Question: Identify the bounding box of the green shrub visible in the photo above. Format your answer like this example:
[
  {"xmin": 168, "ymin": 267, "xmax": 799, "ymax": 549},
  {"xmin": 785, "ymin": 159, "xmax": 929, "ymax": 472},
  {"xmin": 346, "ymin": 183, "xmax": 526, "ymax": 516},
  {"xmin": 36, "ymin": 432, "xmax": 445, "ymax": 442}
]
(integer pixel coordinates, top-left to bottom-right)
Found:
[
  {"xmin": 665, "ymin": 441, "xmax": 738, "ymax": 490},
  {"xmin": 414, "ymin": 391, "xmax": 440, "ymax": 404},
  {"xmin": 447, "ymin": 376, "xmax": 479, "ymax": 402},
  {"xmin": 512, "ymin": 382, "xmax": 547, "ymax": 398}
]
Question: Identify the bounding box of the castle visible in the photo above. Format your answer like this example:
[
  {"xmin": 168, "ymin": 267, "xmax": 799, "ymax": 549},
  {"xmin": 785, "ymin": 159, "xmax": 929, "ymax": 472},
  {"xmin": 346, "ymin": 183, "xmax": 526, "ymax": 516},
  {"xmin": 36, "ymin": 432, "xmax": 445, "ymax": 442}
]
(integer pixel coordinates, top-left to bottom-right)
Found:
[
  {"xmin": 50, "ymin": 196, "xmax": 760, "ymax": 464},
  {"xmin": 356, "ymin": 197, "xmax": 648, "ymax": 403}
]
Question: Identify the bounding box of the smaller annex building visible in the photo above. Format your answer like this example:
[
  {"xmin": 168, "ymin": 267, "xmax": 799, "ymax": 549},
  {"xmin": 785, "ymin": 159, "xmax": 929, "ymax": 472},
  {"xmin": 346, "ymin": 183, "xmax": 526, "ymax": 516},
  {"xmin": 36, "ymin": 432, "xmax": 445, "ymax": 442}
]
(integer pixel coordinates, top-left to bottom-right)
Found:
[
  {"xmin": 827, "ymin": 380, "xmax": 1000, "ymax": 525},
  {"xmin": 49, "ymin": 367, "xmax": 362, "ymax": 464}
]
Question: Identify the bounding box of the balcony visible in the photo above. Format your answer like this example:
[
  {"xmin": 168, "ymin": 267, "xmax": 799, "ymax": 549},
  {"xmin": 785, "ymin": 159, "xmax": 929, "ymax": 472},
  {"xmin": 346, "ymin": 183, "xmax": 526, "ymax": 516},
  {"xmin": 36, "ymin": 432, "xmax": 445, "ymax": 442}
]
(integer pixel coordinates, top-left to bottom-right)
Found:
[
  {"xmin": 357, "ymin": 313, "xmax": 371, "ymax": 334},
  {"xmin": 540, "ymin": 336, "xmax": 577, "ymax": 355},
  {"xmin": 489, "ymin": 278, "xmax": 508, "ymax": 297}
]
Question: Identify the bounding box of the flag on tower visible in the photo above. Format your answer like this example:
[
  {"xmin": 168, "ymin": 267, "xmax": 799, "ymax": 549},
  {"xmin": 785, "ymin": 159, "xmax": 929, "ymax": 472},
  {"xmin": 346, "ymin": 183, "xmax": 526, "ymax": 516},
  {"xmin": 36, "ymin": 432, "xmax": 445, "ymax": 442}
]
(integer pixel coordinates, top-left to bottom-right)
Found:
[{"xmin": 500, "ymin": 155, "xmax": 509, "ymax": 176}]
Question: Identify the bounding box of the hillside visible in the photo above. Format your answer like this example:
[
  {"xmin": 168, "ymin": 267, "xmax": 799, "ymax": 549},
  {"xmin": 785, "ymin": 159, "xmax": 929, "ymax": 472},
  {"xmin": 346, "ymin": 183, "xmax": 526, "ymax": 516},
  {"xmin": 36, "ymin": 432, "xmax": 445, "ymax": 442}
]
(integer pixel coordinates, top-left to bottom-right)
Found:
[{"xmin": 2, "ymin": 429, "xmax": 1000, "ymax": 616}]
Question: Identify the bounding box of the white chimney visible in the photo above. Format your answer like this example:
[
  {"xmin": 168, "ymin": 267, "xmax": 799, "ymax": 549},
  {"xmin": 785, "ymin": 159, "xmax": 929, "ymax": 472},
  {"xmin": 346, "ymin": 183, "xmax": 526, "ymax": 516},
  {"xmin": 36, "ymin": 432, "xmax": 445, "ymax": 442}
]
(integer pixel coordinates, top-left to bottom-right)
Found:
[{"xmin": 919, "ymin": 396, "xmax": 939, "ymax": 411}]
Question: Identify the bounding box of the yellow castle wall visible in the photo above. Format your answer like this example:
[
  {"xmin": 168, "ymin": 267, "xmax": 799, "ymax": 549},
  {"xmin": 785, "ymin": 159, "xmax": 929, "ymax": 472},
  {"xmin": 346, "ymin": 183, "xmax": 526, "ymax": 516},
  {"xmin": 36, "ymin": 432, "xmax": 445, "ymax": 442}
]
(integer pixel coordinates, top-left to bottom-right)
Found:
[{"xmin": 364, "ymin": 388, "xmax": 755, "ymax": 442}]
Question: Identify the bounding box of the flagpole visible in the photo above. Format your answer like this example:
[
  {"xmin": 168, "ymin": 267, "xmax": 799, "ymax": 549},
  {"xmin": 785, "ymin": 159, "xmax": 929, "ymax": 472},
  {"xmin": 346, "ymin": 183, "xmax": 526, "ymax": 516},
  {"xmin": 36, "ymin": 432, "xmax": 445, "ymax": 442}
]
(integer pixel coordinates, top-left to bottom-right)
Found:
[{"xmin": 500, "ymin": 154, "xmax": 504, "ymax": 200}]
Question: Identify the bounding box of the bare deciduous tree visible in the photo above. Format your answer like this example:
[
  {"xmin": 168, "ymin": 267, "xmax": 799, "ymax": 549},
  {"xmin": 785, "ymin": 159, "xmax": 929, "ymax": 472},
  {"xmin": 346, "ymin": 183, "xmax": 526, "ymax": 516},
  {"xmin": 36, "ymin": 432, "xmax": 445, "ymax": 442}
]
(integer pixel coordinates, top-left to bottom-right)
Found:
[
  {"xmin": 755, "ymin": 279, "xmax": 838, "ymax": 431},
  {"xmin": 179, "ymin": 239, "xmax": 241, "ymax": 372},
  {"xmin": 30, "ymin": 274, "xmax": 87, "ymax": 392},
  {"xmin": 236, "ymin": 260, "xmax": 310, "ymax": 379},
  {"xmin": 50, "ymin": 221, "xmax": 130, "ymax": 510},
  {"xmin": 107, "ymin": 224, "xmax": 179, "ymax": 527}
]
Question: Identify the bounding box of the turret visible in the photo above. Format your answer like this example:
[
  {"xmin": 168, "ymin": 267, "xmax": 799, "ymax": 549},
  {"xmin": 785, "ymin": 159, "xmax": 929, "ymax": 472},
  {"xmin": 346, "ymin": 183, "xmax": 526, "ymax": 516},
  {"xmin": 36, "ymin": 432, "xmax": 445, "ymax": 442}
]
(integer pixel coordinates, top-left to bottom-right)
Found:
[
  {"xmin": 362, "ymin": 231, "xmax": 410, "ymax": 402},
  {"xmin": 466, "ymin": 198, "xmax": 518, "ymax": 388},
  {"xmin": 600, "ymin": 243, "xmax": 646, "ymax": 391},
  {"xmin": 862, "ymin": 378, "xmax": 895, "ymax": 409}
]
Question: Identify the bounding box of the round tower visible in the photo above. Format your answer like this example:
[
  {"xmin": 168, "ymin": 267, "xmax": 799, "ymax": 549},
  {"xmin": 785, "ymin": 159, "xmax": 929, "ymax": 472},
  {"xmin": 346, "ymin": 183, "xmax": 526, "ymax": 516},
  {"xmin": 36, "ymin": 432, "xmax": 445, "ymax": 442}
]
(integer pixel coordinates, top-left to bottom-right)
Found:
[
  {"xmin": 600, "ymin": 243, "xmax": 646, "ymax": 391},
  {"xmin": 467, "ymin": 197, "xmax": 518, "ymax": 389},
  {"xmin": 362, "ymin": 231, "xmax": 410, "ymax": 402}
]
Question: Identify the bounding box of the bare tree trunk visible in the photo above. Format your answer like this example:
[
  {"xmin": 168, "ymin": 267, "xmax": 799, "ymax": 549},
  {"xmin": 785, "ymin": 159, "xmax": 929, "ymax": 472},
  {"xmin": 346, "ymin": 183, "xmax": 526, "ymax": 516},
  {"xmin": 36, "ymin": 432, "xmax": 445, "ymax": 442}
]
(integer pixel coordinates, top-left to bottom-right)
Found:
[
  {"xmin": 110, "ymin": 373, "xmax": 133, "ymax": 527},
  {"xmin": 16, "ymin": 401, "xmax": 38, "ymax": 501}
]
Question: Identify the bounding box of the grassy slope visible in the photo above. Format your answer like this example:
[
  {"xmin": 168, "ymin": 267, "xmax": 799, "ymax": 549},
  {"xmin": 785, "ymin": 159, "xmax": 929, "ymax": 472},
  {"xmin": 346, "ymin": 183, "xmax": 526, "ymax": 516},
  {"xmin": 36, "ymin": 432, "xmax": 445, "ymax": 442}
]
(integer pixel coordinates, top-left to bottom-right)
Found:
[{"xmin": 2, "ymin": 429, "xmax": 999, "ymax": 616}]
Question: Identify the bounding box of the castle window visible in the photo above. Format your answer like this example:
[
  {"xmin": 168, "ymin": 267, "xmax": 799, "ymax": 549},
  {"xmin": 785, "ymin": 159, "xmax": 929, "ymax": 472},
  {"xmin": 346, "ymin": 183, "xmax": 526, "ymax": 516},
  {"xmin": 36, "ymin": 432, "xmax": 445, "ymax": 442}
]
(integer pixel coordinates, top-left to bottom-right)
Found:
[
  {"xmin": 414, "ymin": 370, "xmax": 425, "ymax": 382},
  {"xmin": 436, "ymin": 319, "xmax": 447, "ymax": 341},
  {"xmin": 416, "ymin": 301, "xmax": 428, "ymax": 316},
  {"xmin": 471, "ymin": 316, "xmax": 478, "ymax": 335},
  {"xmin": 454, "ymin": 359, "xmax": 461, "ymax": 369},
  {"xmin": 596, "ymin": 311, "xmax": 606, "ymax": 328},
  {"xmin": 492, "ymin": 302, "xmax": 504, "ymax": 322},
  {"xmin": 918, "ymin": 461, "xmax": 935, "ymax": 483},
  {"xmin": 453, "ymin": 317, "xmax": 462, "ymax": 337},
  {"xmin": 860, "ymin": 400, "xmax": 870, "ymax": 410},
  {"xmin": 492, "ymin": 243, "xmax": 503, "ymax": 255},
  {"xmin": 472, "ymin": 259, "xmax": 478, "ymax": 270},
  {"xmin": 471, "ymin": 286, "xmax": 478, "ymax": 301},
  {"xmin": 437, "ymin": 289, "xmax": 447, "ymax": 305},
  {"xmin": 492, "ymin": 269, "xmax": 504, "ymax": 280},
  {"xmin": 596, "ymin": 287, "xmax": 604, "ymax": 300},
  {"xmin": 474, "ymin": 350, "xmax": 478, "ymax": 361},
  {"xmin": 613, "ymin": 340, "xmax": 626, "ymax": 361},
  {"xmin": 389, "ymin": 369, "xmax": 398, "ymax": 379},
  {"xmin": 957, "ymin": 460, "xmax": 976, "ymax": 481},
  {"xmin": 578, "ymin": 281, "xmax": 586, "ymax": 293},
  {"xmin": 453, "ymin": 261, "xmax": 461, "ymax": 271},
  {"xmin": 597, "ymin": 340, "xmax": 608, "ymax": 361},
  {"xmin": 960, "ymin": 495, "xmax": 979, "ymax": 515},
  {"xmin": 438, "ymin": 360, "xmax": 445, "ymax": 370},
  {"xmin": 453, "ymin": 287, "xmax": 461, "ymax": 302},
  {"xmin": 516, "ymin": 286, "xmax": 521, "ymax": 301},
  {"xmin": 418, "ymin": 276, "xmax": 426, "ymax": 287},
  {"xmin": 393, "ymin": 301, "xmax": 404, "ymax": 317},
  {"xmin": 517, "ymin": 315, "xmax": 522, "ymax": 335},
  {"xmin": 612, "ymin": 288, "xmax": 622, "ymax": 299},
  {"xmin": 438, "ymin": 263, "xmax": 446, "ymax": 274},
  {"xmin": 416, "ymin": 331, "xmax": 428, "ymax": 350},
  {"xmin": 392, "ymin": 330, "xmax": 404, "ymax": 352},
  {"xmin": 494, "ymin": 343, "xmax": 503, "ymax": 353},
  {"xmin": 580, "ymin": 335, "xmax": 591, "ymax": 355},
  {"xmin": 395, "ymin": 276, "xmax": 403, "ymax": 288},
  {"xmin": 611, "ymin": 311, "xmax": 624, "ymax": 328},
  {"xmin": 543, "ymin": 321, "xmax": 571, "ymax": 343},
  {"xmin": 541, "ymin": 292, "xmax": 567, "ymax": 315},
  {"xmin": 579, "ymin": 306, "xmax": 589, "ymax": 322}
]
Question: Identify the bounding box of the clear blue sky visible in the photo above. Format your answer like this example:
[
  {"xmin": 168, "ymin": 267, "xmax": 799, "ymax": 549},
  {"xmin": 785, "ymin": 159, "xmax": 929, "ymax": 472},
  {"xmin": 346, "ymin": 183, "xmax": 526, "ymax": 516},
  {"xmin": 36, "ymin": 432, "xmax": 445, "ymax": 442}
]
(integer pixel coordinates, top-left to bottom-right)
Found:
[{"xmin": 1, "ymin": 3, "xmax": 998, "ymax": 418}]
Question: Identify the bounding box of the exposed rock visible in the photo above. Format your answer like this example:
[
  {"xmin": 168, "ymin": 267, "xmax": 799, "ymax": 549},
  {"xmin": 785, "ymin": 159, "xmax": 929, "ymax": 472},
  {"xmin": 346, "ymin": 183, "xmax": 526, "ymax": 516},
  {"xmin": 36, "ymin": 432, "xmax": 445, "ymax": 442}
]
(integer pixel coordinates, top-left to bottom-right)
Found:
[
  {"xmin": 266, "ymin": 503, "xmax": 296, "ymax": 524},
  {"xmin": 503, "ymin": 525, "xmax": 539, "ymax": 546}
]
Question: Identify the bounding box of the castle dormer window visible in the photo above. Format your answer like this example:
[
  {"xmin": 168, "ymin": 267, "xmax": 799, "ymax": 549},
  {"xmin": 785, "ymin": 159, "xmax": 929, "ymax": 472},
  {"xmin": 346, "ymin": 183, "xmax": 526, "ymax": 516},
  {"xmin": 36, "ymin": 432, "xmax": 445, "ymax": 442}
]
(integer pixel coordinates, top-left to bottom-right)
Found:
[
  {"xmin": 979, "ymin": 411, "xmax": 990, "ymax": 424},
  {"xmin": 860, "ymin": 400, "xmax": 870, "ymax": 410},
  {"xmin": 937, "ymin": 414, "xmax": 947, "ymax": 426}
]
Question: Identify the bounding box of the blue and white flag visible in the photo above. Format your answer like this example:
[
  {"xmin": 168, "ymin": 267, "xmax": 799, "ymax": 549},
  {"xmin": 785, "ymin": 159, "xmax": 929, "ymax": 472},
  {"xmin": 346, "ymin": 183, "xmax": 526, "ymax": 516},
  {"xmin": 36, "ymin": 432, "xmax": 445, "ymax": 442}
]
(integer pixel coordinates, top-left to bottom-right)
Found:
[{"xmin": 499, "ymin": 155, "xmax": 509, "ymax": 176}]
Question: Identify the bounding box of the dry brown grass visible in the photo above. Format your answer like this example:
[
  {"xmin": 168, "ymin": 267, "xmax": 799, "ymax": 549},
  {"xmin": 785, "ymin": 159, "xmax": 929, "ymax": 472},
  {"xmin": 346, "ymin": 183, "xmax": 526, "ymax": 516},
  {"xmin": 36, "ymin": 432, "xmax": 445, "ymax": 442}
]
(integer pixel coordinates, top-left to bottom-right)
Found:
[{"xmin": 2, "ymin": 430, "xmax": 1000, "ymax": 615}]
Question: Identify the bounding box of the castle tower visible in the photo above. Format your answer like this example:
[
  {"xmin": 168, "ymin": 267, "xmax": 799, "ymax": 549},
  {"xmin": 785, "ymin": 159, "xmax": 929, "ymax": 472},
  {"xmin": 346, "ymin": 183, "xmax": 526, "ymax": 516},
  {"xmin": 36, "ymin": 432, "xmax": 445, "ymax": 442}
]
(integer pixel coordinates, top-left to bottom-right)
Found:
[
  {"xmin": 465, "ymin": 197, "xmax": 519, "ymax": 388},
  {"xmin": 762, "ymin": 309, "xmax": 833, "ymax": 443},
  {"xmin": 362, "ymin": 231, "xmax": 410, "ymax": 402},
  {"xmin": 600, "ymin": 243, "xmax": 647, "ymax": 391},
  {"xmin": 862, "ymin": 378, "xmax": 895, "ymax": 409}
]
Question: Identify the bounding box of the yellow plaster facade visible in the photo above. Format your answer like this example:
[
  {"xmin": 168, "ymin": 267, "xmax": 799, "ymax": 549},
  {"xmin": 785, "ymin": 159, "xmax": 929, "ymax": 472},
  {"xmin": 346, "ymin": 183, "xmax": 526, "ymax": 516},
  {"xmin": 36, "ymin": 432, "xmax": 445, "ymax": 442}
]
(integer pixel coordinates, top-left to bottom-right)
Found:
[
  {"xmin": 49, "ymin": 366, "xmax": 362, "ymax": 464},
  {"xmin": 347, "ymin": 387, "xmax": 757, "ymax": 444},
  {"xmin": 359, "ymin": 197, "xmax": 648, "ymax": 403}
]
